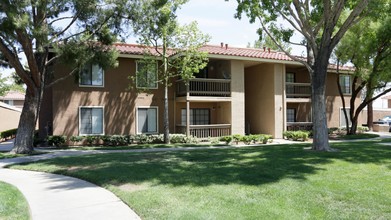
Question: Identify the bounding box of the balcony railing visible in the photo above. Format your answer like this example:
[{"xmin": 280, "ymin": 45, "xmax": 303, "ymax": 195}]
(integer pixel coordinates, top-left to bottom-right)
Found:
[
  {"xmin": 287, "ymin": 122, "xmax": 313, "ymax": 131},
  {"xmin": 286, "ymin": 82, "xmax": 311, "ymax": 98},
  {"xmin": 176, "ymin": 78, "xmax": 231, "ymax": 97},
  {"xmin": 176, "ymin": 124, "xmax": 231, "ymax": 139}
]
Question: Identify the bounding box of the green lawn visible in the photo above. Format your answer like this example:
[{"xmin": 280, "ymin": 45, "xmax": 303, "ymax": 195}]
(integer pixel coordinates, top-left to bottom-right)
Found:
[
  {"xmin": 0, "ymin": 151, "xmax": 45, "ymax": 159},
  {"xmin": 0, "ymin": 181, "xmax": 30, "ymax": 220},
  {"xmin": 58, "ymin": 143, "xmax": 225, "ymax": 151},
  {"xmin": 335, "ymin": 133, "xmax": 380, "ymax": 140},
  {"xmin": 10, "ymin": 141, "xmax": 391, "ymax": 220}
]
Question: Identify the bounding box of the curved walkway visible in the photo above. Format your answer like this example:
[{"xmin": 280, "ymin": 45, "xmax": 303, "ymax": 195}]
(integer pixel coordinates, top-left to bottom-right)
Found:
[{"xmin": 0, "ymin": 169, "xmax": 140, "ymax": 220}]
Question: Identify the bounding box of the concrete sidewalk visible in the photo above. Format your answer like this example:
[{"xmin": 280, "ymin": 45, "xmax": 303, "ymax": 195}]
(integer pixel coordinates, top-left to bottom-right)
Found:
[{"xmin": 0, "ymin": 169, "xmax": 140, "ymax": 220}]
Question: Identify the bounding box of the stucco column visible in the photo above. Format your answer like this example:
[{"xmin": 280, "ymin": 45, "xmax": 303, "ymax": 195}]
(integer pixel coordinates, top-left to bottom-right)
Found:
[
  {"xmin": 273, "ymin": 64, "xmax": 284, "ymax": 138},
  {"xmin": 230, "ymin": 60, "xmax": 245, "ymax": 135}
]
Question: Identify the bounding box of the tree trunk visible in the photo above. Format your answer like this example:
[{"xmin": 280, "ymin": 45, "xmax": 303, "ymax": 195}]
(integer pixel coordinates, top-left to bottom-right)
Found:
[
  {"xmin": 163, "ymin": 82, "xmax": 170, "ymax": 144},
  {"xmin": 311, "ymin": 62, "xmax": 331, "ymax": 151},
  {"xmin": 367, "ymin": 101, "xmax": 373, "ymax": 131},
  {"xmin": 11, "ymin": 88, "xmax": 41, "ymax": 154}
]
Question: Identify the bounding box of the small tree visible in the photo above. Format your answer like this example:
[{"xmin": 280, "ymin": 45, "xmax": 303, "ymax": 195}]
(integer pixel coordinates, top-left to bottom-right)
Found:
[
  {"xmin": 233, "ymin": 0, "xmax": 376, "ymax": 151},
  {"xmin": 129, "ymin": 0, "xmax": 210, "ymax": 143},
  {"xmin": 0, "ymin": 0, "xmax": 123, "ymax": 154},
  {"xmin": 335, "ymin": 14, "xmax": 391, "ymax": 134},
  {"xmin": 0, "ymin": 73, "xmax": 9, "ymax": 96}
]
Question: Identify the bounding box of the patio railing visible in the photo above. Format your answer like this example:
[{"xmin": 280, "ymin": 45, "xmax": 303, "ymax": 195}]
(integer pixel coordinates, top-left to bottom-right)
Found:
[
  {"xmin": 286, "ymin": 82, "xmax": 311, "ymax": 98},
  {"xmin": 176, "ymin": 124, "xmax": 231, "ymax": 139},
  {"xmin": 176, "ymin": 78, "xmax": 231, "ymax": 97}
]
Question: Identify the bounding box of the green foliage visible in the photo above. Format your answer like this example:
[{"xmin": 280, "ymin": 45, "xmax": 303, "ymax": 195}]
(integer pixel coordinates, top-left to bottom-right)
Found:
[
  {"xmin": 240, "ymin": 135, "xmax": 253, "ymax": 145},
  {"xmin": 100, "ymin": 135, "xmax": 129, "ymax": 146},
  {"xmin": 0, "ymin": 73, "xmax": 10, "ymax": 96},
  {"xmin": 69, "ymin": 136, "xmax": 84, "ymax": 144},
  {"xmin": 169, "ymin": 134, "xmax": 198, "ymax": 144},
  {"xmin": 283, "ymin": 131, "xmax": 309, "ymax": 142},
  {"xmin": 46, "ymin": 135, "xmax": 67, "ymax": 147},
  {"xmin": 219, "ymin": 136, "xmax": 233, "ymax": 145},
  {"xmin": 85, "ymin": 136, "xmax": 100, "ymax": 146},
  {"xmin": 0, "ymin": 128, "xmax": 18, "ymax": 139},
  {"xmin": 357, "ymin": 126, "xmax": 369, "ymax": 133},
  {"xmin": 232, "ymin": 134, "xmax": 243, "ymax": 145}
]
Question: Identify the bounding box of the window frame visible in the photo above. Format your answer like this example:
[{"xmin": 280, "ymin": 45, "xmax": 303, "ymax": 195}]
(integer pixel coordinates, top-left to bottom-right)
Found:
[
  {"xmin": 136, "ymin": 60, "xmax": 158, "ymax": 89},
  {"xmin": 136, "ymin": 106, "xmax": 159, "ymax": 134},
  {"xmin": 79, "ymin": 64, "xmax": 105, "ymax": 88},
  {"xmin": 78, "ymin": 106, "xmax": 105, "ymax": 136},
  {"xmin": 181, "ymin": 108, "xmax": 211, "ymax": 125},
  {"xmin": 286, "ymin": 108, "xmax": 296, "ymax": 123},
  {"xmin": 286, "ymin": 72, "xmax": 296, "ymax": 83},
  {"xmin": 339, "ymin": 74, "xmax": 352, "ymax": 95}
]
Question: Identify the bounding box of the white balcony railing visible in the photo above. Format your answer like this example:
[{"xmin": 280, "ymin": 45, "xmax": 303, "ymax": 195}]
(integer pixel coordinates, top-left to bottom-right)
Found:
[
  {"xmin": 286, "ymin": 82, "xmax": 311, "ymax": 98},
  {"xmin": 176, "ymin": 124, "xmax": 231, "ymax": 138},
  {"xmin": 176, "ymin": 78, "xmax": 231, "ymax": 97}
]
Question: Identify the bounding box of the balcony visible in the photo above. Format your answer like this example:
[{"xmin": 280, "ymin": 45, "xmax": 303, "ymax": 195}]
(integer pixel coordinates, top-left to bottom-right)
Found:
[
  {"xmin": 176, "ymin": 124, "xmax": 231, "ymax": 139},
  {"xmin": 176, "ymin": 78, "xmax": 231, "ymax": 102},
  {"xmin": 286, "ymin": 82, "xmax": 311, "ymax": 102}
]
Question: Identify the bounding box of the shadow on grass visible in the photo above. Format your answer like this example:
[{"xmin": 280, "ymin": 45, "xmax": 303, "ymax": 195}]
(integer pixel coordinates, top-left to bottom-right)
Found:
[{"xmin": 12, "ymin": 141, "xmax": 391, "ymax": 188}]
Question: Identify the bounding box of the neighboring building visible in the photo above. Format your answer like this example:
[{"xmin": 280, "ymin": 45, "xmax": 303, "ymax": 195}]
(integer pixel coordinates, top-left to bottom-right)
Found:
[
  {"xmin": 40, "ymin": 43, "xmax": 361, "ymax": 139},
  {"xmin": 0, "ymin": 91, "xmax": 25, "ymax": 109},
  {"xmin": 0, "ymin": 102, "xmax": 22, "ymax": 132}
]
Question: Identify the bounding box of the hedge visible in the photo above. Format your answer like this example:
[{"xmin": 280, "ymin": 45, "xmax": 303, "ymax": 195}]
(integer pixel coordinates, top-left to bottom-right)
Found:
[{"xmin": 0, "ymin": 128, "xmax": 18, "ymax": 140}]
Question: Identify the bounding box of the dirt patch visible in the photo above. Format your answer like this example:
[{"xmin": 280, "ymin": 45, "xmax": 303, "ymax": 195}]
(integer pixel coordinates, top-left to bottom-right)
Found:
[{"xmin": 117, "ymin": 183, "xmax": 149, "ymax": 192}]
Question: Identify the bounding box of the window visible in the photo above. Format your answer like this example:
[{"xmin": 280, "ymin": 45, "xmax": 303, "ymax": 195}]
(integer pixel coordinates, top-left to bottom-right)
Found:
[
  {"xmin": 137, "ymin": 107, "xmax": 158, "ymax": 133},
  {"xmin": 136, "ymin": 61, "xmax": 157, "ymax": 89},
  {"xmin": 286, "ymin": 72, "xmax": 295, "ymax": 83},
  {"xmin": 340, "ymin": 108, "xmax": 351, "ymax": 127},
  {"xmin": 181, "ymin": 109, "xmax": 210, "ymax": 125},
  {"xmin": 287, "ymin": 108, "xmax": 296, "ymax": 123},
  {"xmin": 286, "ymin": 73, "xmax": 295, "ymax": 95},
  {"xmin": 3, "ymin": 100, "xmax": 14, "ymax": 106},
  {"xmin": 79, "ymin": 107, "xmax": 104, "ymax": 135},
  {"xmin": 339, "ymin": 75, "xmax": 351, "ymax": 94},
  {"xmin": 80, "ymin": 64, "xmax": 104, "ymax": 86}
]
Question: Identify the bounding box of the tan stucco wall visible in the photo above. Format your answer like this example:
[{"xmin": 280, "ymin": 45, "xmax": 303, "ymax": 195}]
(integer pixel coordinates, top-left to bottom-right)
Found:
[
  {"xmin": 174, "ymin": 102, "xmax": 230, "ymax": 126},
  {"xmin": 51, "ymin": 58, "xmax": 175, "ymax": 136},
  {"xmin": 230, "ymin": 60, "xmax": 245, "ymax": 135},
  {"xmin": 0, "ymin": 107, "xmax": 21, "ymax": 132},
  {"xmin": 245, "ymin": 63, "xmax": 276, "ymax": 137}
]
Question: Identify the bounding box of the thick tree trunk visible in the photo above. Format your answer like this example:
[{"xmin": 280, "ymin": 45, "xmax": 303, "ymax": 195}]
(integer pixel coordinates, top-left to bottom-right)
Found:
[
  {"xmin": 311, "ymin": 62, "xmax": 331, "ymax": 151},
  {"xmin": 367, "ymin": 101, "xmax": 373, "ymax": 131},
  {"xmin": 163, "ymin": 83, "xmax": 170, "ymax": 144},
  {"xmin": 11, "ymin": 88, "xmax": 41, "ymax": 154}
]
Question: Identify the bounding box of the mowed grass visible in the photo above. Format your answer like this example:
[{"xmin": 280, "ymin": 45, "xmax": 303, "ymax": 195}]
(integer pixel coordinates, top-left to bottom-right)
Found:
[
  {"xmin": 0, "ymin": 181, "xmax": 30, "ymax": 220},
  {"xmin": 10, "ymin": 141, "xmax": 391, "ymax": 220}
]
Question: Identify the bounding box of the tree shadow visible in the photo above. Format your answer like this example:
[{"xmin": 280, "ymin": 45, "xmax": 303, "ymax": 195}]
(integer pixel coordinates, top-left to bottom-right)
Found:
[{"xmin": 21, "ymin": 141, "xmax": 391, "ymax": 188}]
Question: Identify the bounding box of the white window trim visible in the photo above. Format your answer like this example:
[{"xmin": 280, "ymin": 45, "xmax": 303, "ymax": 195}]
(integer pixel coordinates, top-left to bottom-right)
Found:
[
  {"xmin": 78, "ymin": 106, "xmax": 105, "ymax": 136},
  {"xmin": 135, "ymin": 60, "xmax": 158, "ymax": 89},
  {"xmin": 79, "ymin": 64, "xmax": 105, "ymax": 88},
  {"xmin": 136, "ymin": 106, "xmax": 159, "ymax": 134},
  {"xmin": 339, "ymin": 74, "xmax": 352, "ymax": 95}
]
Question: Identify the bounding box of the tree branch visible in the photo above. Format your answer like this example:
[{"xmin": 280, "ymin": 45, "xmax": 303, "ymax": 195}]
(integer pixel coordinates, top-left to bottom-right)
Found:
[{"xmin": 45, "ymin": 68, "xmax": 78, "ymax": 88}]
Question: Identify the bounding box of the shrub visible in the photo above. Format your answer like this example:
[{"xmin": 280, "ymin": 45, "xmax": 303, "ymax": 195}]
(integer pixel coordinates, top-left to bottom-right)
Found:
[
  {"xmin": 357, "ymin": 126, "xmax": 369, "ymax": 133},
  {"xmin": 150, "ymin": 134, "xmax": 164, "ymax": 144},
  {"xmin": 232, "ymin": 134, "xmax": 243, "ymax": 145},
  {"xmin": 328, "ymin": 127, "xmax": 339, "ymax": 134},
  {"xmin": 209, "ymin": 137, "xmax": 220, "ymax": 145},
  {"xmin": 46, "ymin": 135, "xmax": 67, "ymax": 147},
  {"xmin": 0, "ymin": 128, "xmax": 18, "ymax": 139},
  {"xmin": 241, "ymin": 135, "xmax": 252, "ymax": 145},
  {"xmin": 219, "ymin": 136, "xmax": 232, "ymax": 145},
  {"xmin": 261, "ymin": 134, "xmax": 273, "ymax": 144},
  {"xmin": 248, "ymin": 134, "xmax": 261, "ymax": 144},
  {"xmin": 283, "ymin": 131, "xmax": 308, "ymax": 141},
  {"xmin": 135, "ymin": 134, "xmax": 152, "ymax": 144},
  {"xmin": 85, "ymin": 135, "xmax": 100, "ymax": 145},
  {"xmin": 69, "ymin": 136, "xmax": 84, "ymax": 144},
  {"xmin": 169, "ymin": 134, "xmax": 198, "ymax": 144}
]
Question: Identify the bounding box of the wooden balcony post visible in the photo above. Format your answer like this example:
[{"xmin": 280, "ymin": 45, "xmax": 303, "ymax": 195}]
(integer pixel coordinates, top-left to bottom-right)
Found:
[{"xmin": 186, "ymin": 101, "xmax": 190, "ymax": 137}]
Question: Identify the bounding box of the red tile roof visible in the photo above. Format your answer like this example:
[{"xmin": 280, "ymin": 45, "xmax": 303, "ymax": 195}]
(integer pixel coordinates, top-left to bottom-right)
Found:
[
  {"xmin": 114, "ymin": 43, "xmax": 354, "ymax": 71},
  {"xmin": 0, "ymin": 91, "xmax": 25, "ymax": 100}
]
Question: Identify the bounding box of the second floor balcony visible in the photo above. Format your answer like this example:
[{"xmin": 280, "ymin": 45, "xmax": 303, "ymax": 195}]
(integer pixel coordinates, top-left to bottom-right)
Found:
[
  {"xmin": 286, "ymin": 82, "xmax": 311, "ymax": 99},
  {"xmin": 176, "ymin": 78, "xmax": 231, "ymax": 101}
]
